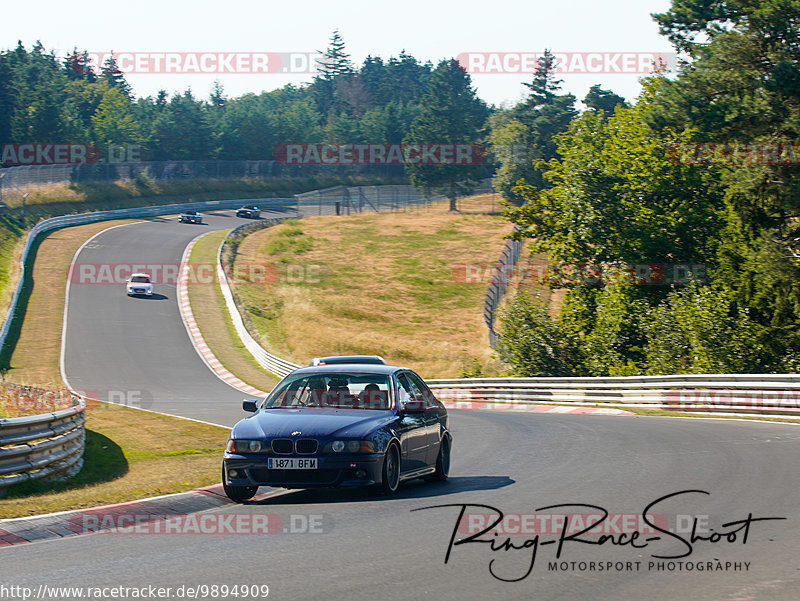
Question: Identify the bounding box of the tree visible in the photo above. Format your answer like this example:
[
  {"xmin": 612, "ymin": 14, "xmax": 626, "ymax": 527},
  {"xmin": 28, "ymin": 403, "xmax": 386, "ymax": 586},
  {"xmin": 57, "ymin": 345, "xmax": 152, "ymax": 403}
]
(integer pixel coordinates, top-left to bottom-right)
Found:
[
  {"xmin": 209, "ymin": 80, "xmax": 227, "ymax": 109},
  {"xmin": 100, "ymin": 53, "xmax": 132, "ymax": 99},
  {"xmin": 522, "ymin": 49, "xmax": 563, "ymax": 106},
  {"xmin": 91, "ymin": 87, "xmax": 139, "ymax": 151},
  {"xmin": 489, "ymin": 50, "xmax": 576, "ymax": 203},
  {"xmin": 148, "ymin": 91, "xmax": 215, "ymax": 160},
  {"xmin": 404, "ymin": 59, "xmax": 489, "ymax": 210},
  {"xmin": 64, "ymin": 48, "xmax": 95, "ymax": 82},
  {"xmin": 583, "ymin": 84, "xmax": 627, "ymax": 114},
  {"xmin": 497, "ymin": 291, "xmax": 583, "ymax": 376},
  {"xmin": 0, "ymin": 56, "xmax": 15, "ymax": 144},
  {"xmin": 315, "ymin": 29, "xmax": 354, "ymax": 79},
  {"xmin": 649, "ymin": 0, "xmax": 800, "ymax": 361}
]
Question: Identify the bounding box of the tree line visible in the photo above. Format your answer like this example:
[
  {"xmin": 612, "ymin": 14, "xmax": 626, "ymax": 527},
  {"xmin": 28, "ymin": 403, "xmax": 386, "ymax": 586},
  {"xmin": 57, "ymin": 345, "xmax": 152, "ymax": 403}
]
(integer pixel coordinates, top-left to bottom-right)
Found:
[
  {"xmin": 0, "ymin": 33, "xmax": 489, "ymax": 193},
  {"xmin": 497, "ymin": 0, "xmax": 800, "ymax": 376}
]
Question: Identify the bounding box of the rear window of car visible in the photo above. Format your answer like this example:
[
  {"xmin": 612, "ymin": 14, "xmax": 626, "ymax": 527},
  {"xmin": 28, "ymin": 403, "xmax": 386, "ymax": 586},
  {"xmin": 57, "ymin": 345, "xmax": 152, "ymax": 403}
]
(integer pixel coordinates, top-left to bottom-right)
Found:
[{"xmin": 265, "ymin": 372, "xmax": 392, "ymax": 410}]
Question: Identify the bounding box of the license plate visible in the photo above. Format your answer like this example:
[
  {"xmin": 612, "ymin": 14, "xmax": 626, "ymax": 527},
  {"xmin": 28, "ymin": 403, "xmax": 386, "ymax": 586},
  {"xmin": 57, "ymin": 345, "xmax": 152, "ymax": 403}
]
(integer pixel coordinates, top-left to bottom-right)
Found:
[{"xmin": 268, "ymin": 457, "xmax": 317, "ymax": 470}]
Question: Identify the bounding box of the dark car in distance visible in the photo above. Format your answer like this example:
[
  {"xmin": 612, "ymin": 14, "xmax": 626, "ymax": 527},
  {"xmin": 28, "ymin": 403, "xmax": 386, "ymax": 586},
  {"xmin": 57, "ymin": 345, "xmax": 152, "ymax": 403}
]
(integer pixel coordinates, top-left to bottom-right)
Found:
[
  {"xmin": 222, "ymin": 360, "xmax": 451, "ymax": 501},
  {"xmin": 236, "ymin": 205, "xmax": 261, "ymax": 218},
  {"xmin": 178, "ymin": 210, "xmax": 203, "ymax": 224}
]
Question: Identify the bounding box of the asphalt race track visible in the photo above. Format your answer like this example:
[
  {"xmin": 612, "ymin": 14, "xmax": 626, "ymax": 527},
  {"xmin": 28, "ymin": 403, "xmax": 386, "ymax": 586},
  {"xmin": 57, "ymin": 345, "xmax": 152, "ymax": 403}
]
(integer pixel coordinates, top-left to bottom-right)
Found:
[
  {"xmin": 5, "ymin": 204, "xmax": 800, "ymax": 600},
  {"xmin": 61, "ymin": 205, "xmax": 295, "ymax": 425}
]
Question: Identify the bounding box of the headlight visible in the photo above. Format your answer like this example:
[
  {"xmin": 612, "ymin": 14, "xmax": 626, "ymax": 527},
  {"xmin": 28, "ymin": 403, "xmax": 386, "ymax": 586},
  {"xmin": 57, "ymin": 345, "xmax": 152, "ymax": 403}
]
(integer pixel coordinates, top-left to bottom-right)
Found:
[
  {"xmin": 226, "ymin": 439, "xmax": 267, "ymax": 453},
  {"xmin": 323, "ymin": 440, "xmax": 376, "ymax": 453}
]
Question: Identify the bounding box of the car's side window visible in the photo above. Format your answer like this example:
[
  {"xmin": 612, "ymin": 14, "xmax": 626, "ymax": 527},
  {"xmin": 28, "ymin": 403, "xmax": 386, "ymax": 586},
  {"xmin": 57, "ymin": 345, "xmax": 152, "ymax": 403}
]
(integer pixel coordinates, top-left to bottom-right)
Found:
[
  {"xmin": 405, "ymin": 372, "xmax": 437, "ymax": 408},
  {"xmin": 396, "ymin": 373, "xmax": 414, "ymax": 409}
]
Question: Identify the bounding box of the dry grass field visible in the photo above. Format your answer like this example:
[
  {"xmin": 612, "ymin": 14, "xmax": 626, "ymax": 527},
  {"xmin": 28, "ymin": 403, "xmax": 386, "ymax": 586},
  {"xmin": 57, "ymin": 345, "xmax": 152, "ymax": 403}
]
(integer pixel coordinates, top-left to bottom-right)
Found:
[{"xmin": 232, "ymin": 194, "xmax": 514, "ymax": 378}]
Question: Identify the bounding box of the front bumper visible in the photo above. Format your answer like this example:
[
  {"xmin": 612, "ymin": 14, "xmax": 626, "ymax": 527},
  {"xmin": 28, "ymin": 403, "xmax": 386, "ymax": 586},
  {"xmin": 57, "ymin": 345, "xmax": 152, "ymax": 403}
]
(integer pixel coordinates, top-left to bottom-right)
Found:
[
  {"xmin": 223, "ymin": 452, "xmax": 382, "ymax": 488},
  {"xmin": 127, "ymin": 287, "xmax": 153, "ymax": 295}
]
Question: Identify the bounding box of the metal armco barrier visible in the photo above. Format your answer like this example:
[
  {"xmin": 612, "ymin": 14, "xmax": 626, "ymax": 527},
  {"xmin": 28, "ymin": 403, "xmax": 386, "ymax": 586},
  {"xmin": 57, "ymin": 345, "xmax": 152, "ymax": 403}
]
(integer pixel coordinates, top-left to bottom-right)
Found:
[
  {"xmin": 0, "ymin": 402, "xmax": 85, "ymax": 489},
  {"xmin": 0, "ymin": 197, "xmax": 295, "ymax": 355},
  {"xmin": 426, "ymin": 375, "xmax": 800, "ymax": 416},
  {"xmin": 217, "ymin": 221, "xmax": 301, "ymax": 379}
]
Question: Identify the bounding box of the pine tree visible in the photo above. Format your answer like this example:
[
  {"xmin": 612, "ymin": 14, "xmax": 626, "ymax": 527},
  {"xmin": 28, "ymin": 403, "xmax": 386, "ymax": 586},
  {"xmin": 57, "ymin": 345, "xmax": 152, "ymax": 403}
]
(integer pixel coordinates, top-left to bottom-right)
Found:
[
  {"xmin": 315, "ymin": 29, "xmax": 353, "ymax": 80},
  {"xmin": 522, "ymin": 49, "xmax": 563, "ymax": 108},
  {"xmin": 404, "ymin": 59, "xmax": 489, "ymax": 210},
  {"xmin": 101, "ymin": 53, "xmax": 132, "ymax": 99}
]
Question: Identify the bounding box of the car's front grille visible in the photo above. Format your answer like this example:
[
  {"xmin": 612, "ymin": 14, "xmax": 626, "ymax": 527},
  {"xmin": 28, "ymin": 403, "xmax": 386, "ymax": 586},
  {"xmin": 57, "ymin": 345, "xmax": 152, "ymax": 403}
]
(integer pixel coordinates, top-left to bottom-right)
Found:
[
  {"xmin": 271, "ymin": 439, "xmax": 293, "ymax": 454},
  {"xmin": 249, "ymin": 468, "xmax": 339, "ymax": 485},
  {"xmin": 271, "ymin": 438, "xmax": 318, "ymax": 454},
  {"xmin": 295, "ymin": 439, "xmax": 318, "ymax": 454}
]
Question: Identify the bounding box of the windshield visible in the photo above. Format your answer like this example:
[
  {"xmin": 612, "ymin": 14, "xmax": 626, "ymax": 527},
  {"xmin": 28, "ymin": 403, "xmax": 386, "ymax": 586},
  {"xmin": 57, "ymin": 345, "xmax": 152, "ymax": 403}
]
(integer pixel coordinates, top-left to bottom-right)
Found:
[
  {"xmin": 264, "ymin": 372, "xmax": 392, "ymax": 410},
  {"xmin": 131, "ymin": 275, "xmax": 150, "ymax": 283}
]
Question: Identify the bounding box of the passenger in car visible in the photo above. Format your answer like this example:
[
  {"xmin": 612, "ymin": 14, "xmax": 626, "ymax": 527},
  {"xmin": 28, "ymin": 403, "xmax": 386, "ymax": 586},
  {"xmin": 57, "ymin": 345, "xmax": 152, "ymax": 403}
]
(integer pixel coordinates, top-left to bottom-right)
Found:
[
  {"xmin": 306, "ymin": 377, "xmax": 327, "ymax": 407},
  {"xmin": 359, "ymin": 383, "xmax": 388, "ymax": 409}
]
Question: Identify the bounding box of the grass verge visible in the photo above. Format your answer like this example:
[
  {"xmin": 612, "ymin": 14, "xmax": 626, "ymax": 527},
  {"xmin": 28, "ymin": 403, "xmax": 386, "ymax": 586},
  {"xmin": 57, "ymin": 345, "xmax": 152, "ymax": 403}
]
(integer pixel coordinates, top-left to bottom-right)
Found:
[
  {"xmin": 187, "ymin": 230, "xmax": 280, "ymax": 392},
  {"xmin": 231, "ymin": 195, "xmax": 512, "ymax": 378},
  {"xmin": 619, "ymin": 405, "xmax": 800, "ymax": 423},
  {"xmin": 0, "ymin": 402, "xmax": 229, "ymax": 519}
]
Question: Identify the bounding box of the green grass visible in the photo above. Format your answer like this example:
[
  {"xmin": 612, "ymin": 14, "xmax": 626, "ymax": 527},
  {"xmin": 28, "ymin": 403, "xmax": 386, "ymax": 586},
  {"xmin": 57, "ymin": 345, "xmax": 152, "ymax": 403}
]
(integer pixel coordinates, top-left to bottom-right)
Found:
[{"xmin": 0, "ymin": 402, "xmax": 230, "ymax": 519}]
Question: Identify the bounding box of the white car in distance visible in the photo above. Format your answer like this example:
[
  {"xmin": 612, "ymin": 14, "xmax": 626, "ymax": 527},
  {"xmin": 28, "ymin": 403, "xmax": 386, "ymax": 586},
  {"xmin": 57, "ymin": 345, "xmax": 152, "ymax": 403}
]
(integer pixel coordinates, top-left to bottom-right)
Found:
[{"xmin": 126, "ymin": 273, "xmax": 154, "ymax": 296}]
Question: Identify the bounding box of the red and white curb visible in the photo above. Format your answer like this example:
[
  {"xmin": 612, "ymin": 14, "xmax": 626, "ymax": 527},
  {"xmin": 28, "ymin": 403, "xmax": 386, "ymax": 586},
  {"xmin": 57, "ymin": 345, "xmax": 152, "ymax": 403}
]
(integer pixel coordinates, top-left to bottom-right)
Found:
[
  {"xmin": 0, "ymin": 484, "xmax": 280, "ymax": 547},
  {"xmin": 440, "ymin": 400, "xmax": 634, "ymax": 415},
  {"xmin": 178, "ymin": 235, "xmax": 269, "ymax": 398}
]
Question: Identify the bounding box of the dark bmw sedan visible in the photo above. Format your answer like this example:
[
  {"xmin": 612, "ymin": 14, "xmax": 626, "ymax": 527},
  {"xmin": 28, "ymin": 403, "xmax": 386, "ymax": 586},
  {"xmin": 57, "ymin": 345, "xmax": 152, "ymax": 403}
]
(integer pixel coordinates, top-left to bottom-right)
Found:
[{"xmin": 222, "ymin": 361, "xmax": 451, "ymax": 501}]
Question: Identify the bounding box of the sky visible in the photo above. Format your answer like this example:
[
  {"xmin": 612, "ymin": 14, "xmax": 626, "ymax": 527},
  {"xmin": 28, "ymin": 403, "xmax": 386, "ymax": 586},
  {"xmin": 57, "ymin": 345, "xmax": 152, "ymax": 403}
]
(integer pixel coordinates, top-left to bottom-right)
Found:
[{"xmin": 3, "ymin": 0, "xmax": 676, "ymax": 107}]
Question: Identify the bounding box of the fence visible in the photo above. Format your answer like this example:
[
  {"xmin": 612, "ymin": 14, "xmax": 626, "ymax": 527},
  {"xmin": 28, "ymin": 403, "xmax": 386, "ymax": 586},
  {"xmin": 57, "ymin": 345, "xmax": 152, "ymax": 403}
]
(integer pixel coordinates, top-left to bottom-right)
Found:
[
  {"xmin": 0, "ymin": 161, "xmax": 400, "ymax": 193},
  {"xmin": 295, "ymin": 184, "xmax": 443, "ymax": 216},
  {"xmin": 0, "ymin": 392, "xmax": 85, "ymax": 490},
  {"xmin": 483, "ymin": 237, "xmax": 525, "ymax": 346},
  {"xmin": 293, "ymin": 180, "xmax": 497, "ymax": 216}
]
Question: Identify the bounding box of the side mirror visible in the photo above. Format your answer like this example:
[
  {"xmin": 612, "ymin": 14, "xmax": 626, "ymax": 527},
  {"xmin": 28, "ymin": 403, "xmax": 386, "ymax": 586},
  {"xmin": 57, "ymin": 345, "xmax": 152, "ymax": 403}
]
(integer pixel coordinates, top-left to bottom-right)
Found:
[
  {"xmin": 401, "ymin": 399, "xmax": 426, "ymax": 414},
  {"xmin": 242, "ymin": 399, "xmax": 258, "ymax": 413}
]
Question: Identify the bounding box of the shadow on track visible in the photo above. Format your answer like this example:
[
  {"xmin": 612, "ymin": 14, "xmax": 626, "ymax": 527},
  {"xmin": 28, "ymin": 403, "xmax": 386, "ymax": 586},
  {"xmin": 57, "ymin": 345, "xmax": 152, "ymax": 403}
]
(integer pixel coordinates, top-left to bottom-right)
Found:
[{"xmin": 247, "ymin": 475, "xmax": 514, "ymax": 506}]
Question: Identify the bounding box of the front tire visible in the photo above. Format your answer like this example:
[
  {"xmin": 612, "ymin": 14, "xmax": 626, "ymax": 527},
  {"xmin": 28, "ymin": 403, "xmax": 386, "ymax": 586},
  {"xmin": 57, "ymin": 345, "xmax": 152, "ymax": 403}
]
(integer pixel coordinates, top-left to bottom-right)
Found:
[
  {"xmin": 426, "ymin": 436, "xmax": 450, "ymax": 482},
  {"xmin": 377, "ymin": 444, "xmax": 400, "ymax": 495},
  {"xmin": 222, "ymin": 466, "xmax": 258, "ymax": 502}
]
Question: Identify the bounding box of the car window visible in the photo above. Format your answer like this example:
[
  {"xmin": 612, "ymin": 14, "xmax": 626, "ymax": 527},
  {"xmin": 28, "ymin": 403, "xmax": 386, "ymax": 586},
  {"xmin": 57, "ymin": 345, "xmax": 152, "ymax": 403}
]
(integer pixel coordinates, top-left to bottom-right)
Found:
[
  {"xmin": 405, "ymin": 371, "xmax": 438, "ymax": 408},
  {"xmin": 131, "ymin": 275, "xmax": 150, "ymax": 283},
  {"xmin": 265, "ymin": 372, "xmax": 392, "ymax": 409},
  {"xmin": 396, "ymin": 372, "xmax": 427, "ymax": 409}
]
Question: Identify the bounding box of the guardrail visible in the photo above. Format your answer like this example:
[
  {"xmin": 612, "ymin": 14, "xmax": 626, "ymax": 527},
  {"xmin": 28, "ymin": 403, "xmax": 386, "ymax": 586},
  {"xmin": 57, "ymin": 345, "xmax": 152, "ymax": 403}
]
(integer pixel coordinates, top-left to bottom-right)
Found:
[
  {"xmin": 0, "ymin": 197, "xmax": 296, "ymax": 356},
  {"xmin": 0, "ymin": 400, "xmax": 85, "ymax": 489},
  {"xmin": 426, "ymin": 375, "xmax": 800, "ymax": 416},
  {"xmin": 218, "ymin": 220, "xmax": 301, "ymax": 379}
]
